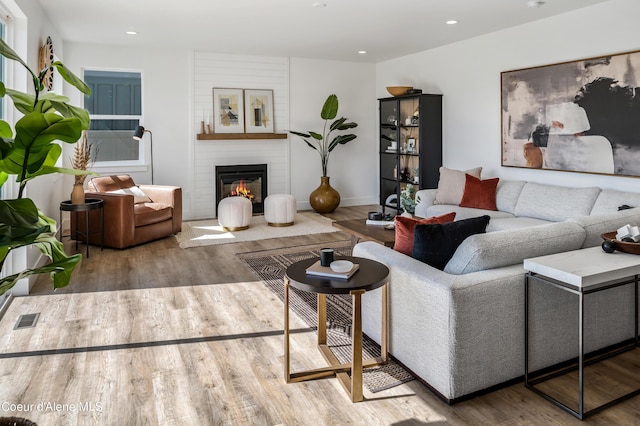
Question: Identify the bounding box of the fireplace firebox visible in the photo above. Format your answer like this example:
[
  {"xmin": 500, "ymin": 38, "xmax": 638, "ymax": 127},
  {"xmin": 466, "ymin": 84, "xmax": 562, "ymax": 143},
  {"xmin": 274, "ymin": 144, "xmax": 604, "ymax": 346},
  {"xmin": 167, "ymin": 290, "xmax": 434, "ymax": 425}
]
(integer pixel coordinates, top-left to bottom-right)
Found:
[{"xmin": 215, "ymin": 164, "xmax": 267, "ymax": 214}]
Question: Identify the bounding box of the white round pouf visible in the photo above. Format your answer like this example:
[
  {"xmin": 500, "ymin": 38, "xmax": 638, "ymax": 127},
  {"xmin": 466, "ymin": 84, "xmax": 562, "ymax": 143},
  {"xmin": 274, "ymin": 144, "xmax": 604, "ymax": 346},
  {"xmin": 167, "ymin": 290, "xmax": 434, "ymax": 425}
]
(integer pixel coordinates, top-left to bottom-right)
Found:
[
  {"xmin": 264, "ymin": 194, "xmax": 297, "ymax": 227},
  {"xmin": 218, "ymin": 196, "xmax": 252, "ymax": 231}
]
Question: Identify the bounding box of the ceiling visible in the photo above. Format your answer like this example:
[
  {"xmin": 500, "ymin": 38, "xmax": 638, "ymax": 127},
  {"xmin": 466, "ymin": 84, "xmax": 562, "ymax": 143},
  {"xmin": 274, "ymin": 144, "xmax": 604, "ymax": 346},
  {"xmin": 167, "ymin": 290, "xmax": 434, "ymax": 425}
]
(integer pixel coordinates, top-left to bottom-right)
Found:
[{"xmin": 38, "ymin": 0, "xmax": 609, "ymax": 63}]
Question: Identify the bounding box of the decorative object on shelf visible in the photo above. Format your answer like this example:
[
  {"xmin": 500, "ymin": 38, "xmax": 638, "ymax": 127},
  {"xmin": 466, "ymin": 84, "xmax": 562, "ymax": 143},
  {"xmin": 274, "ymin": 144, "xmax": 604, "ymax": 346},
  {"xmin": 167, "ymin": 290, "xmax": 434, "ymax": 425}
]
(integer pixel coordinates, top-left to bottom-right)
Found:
[
  {"xmin": 38, "ymin": 35, "xmax": 54, "ymax": 91},
  {"xmin": 0, "ymin": 37, "xmax": 91, "ymax": 296},
  {"xmin": 386, "ymin": 86, "xmax": 413, "ymax": 96},
  {"xmin": 244, "ymin": 89, "xmax": 274, "ymax": 133},
  {"xmin": 400, "ymin": 183, "xmax": 417, "ymax": 215},
  {"xmin": 410, "ymin": 108, "xmax": 420, "ymax": 124},
  {"xmin": 501, "ymin": 49, "xmax": 640, "ymax": 177},
  {"xmin": 213, "ymin": 87, "xmax": 245, "ymax": 133},
  {"xmin": 290, "ymin": 94, "xmax": 358, "ymax": 213},
  {"xmin": 407, "ymin": 138, "xmax": 416, "ymax": 153},
  {"xmin": 70, "ymin": 131, "xmax": 96, "ymax": 204},
  {"xmin": 133, "ymin": 125, "xmax": 154, "ymax": 184},
  {"xmin": 601, "ymin": 231, "xmax": 640, "ymax": 254}
]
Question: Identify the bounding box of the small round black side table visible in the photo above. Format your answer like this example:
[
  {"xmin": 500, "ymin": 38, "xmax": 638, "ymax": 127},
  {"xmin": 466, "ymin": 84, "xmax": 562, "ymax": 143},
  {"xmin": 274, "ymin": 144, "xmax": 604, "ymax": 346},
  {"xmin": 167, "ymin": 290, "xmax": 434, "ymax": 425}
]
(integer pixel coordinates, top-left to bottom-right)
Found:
[
  {"xmin": 59, "ymin": 198, "xmax": 104, "ymax": 258},
  {"xmin": 283, "ymin": 256, "xmax": 389, "ymax": 402}
]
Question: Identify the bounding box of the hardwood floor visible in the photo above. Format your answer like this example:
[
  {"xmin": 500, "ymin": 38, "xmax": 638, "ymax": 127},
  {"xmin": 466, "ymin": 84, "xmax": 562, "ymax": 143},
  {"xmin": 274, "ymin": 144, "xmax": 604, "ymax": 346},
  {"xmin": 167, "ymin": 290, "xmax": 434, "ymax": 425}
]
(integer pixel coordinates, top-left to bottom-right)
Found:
[{"xmin": 0, "ymin": 205, "xmax": 638, "ymax": 425}]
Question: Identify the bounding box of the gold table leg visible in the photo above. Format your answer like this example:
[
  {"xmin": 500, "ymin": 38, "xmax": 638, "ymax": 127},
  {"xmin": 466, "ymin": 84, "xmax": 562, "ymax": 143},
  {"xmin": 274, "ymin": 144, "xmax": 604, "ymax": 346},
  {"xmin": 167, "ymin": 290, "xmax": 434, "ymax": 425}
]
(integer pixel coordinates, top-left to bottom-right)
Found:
[{"xmin": 284, "ymin": 279, "xmax": 390, "ymax": 403}]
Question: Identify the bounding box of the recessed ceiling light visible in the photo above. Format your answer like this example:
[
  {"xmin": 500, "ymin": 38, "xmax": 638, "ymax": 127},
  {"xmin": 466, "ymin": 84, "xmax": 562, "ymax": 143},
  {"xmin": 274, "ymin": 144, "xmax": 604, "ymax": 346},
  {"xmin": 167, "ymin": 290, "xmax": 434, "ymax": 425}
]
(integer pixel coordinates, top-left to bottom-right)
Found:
[
  {"xmin": 358, "ymin": 50, "xmax": 367, "ymax": 55},
  {"xmin": 527, "ymin": 0, "xmax": 545, "ymax": 8},
  {"xmin": 446, "ymin": 20, "xmax": 458, "ymax": 25},
  {"xmin": 312, "ymin": 2, "xmax": 326, "ymax": 7},
  {"xmin": 126, "ymin": 30, "xmax": 137, "ymax": 35}
]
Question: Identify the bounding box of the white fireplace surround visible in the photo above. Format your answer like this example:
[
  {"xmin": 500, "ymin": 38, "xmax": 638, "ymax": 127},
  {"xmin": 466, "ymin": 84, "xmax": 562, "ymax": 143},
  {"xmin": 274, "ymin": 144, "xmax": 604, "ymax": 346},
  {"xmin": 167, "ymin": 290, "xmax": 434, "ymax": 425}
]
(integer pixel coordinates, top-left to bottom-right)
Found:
[{"xmin": 192, "ymin": 52, "xmax": 290, "ymax": 220}]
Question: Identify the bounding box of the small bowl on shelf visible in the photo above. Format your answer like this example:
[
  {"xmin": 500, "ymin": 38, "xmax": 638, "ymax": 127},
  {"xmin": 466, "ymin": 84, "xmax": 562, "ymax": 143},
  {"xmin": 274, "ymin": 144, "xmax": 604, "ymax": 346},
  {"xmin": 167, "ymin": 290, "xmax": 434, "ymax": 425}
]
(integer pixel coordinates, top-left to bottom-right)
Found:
[
  {"xmin": 386, "ymin": 86, "xmax": 413, "ymax": 97},
  {"xmin": 330, "ymin": 260, "xmax": 354, "ymax": 273},
  {"xmin": 601, "ymin": 232, "xmax": 640, "ymax": 254}
]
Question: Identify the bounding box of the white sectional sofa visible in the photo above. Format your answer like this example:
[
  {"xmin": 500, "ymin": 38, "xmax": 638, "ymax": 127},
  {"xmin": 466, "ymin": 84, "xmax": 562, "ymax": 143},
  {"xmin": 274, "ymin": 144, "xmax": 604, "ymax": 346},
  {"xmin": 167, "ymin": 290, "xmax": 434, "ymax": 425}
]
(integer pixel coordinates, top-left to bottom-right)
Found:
[{"xmin": 353, "ymin": 180, "xmax": 640, "ymax": 402}]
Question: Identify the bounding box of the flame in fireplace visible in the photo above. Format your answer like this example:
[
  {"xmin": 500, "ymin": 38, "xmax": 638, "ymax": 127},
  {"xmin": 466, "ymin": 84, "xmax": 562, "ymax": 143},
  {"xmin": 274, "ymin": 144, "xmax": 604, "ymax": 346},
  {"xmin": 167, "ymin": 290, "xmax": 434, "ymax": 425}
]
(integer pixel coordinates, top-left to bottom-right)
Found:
[{"xmin": 231, "ymin": 179, "xmax": 255, "ymax": 200}]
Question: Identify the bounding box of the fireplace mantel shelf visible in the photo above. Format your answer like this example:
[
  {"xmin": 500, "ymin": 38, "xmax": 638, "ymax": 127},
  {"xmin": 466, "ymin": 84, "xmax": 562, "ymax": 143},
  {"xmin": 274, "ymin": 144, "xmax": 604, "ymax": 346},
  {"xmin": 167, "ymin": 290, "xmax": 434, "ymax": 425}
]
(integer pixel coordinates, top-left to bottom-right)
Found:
[{"xmin": 197, "ymin": 133, "xmax": 287, "ymax": 140}]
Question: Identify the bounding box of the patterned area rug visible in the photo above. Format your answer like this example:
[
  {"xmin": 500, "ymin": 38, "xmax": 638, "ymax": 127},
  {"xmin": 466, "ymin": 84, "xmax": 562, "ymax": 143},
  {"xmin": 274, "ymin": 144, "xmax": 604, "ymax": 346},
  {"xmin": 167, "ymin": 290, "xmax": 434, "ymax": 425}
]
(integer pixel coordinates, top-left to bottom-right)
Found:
[{"xmin": 237, "ymin": 241, "xmax": 414, "ymax": 393}]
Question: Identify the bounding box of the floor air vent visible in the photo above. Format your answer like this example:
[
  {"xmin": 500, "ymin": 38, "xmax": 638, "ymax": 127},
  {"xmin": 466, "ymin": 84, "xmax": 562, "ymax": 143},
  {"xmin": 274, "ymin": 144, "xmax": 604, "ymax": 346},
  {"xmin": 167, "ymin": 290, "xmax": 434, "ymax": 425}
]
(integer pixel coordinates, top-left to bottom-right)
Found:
[{"xmin": 14, "ymin": 313, "xmax": 39, "ymax": 330}]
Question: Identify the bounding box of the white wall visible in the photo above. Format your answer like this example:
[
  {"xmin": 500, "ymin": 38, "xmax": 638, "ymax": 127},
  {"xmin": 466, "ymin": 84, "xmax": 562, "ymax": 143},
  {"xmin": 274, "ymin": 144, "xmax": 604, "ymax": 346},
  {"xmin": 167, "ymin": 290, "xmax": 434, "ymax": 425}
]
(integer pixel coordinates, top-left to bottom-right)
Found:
[
  {"xmin": 376, "ymin": 0, "xmax": 640, "ymax": 193},
  {"xmin": 63, "ymin": 43, "xmax": 193, "ymax": 218},
  {"xmin": 290, "ymin": 58, "xmax": 377, "ymax": 209}
]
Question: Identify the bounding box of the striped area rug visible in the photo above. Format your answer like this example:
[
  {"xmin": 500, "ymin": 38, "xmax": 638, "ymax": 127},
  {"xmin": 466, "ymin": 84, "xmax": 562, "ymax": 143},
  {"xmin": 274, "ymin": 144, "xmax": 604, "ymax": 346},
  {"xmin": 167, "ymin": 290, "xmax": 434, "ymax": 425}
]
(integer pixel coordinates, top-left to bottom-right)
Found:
[{"xmin": 237, "ymin": 241, "xmax": 414, "ymax": 393}]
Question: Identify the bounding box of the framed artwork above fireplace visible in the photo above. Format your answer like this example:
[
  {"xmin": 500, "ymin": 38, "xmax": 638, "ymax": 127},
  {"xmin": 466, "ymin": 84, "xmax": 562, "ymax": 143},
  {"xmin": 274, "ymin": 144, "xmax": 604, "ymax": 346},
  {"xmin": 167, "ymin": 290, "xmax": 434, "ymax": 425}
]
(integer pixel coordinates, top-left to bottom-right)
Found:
[
  {"xmin": 213, "ymin": 88, "xmax": 245, "ymax": 133},
  {"xmin": 244, "ymin": 89, "xmax": 274, "ymax": 133}
]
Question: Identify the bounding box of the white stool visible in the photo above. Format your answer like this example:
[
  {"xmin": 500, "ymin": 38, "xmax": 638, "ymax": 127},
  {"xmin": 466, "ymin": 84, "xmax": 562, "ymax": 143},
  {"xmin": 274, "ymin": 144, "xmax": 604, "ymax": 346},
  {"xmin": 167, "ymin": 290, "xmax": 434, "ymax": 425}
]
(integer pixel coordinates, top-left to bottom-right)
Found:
[
  {"xmin": 218, "ymin": 196, "xmax": 252, "ymax": 231},
  {"xmin": 264, "ymin": 194, "xmax": 296, "ymax": 227}
]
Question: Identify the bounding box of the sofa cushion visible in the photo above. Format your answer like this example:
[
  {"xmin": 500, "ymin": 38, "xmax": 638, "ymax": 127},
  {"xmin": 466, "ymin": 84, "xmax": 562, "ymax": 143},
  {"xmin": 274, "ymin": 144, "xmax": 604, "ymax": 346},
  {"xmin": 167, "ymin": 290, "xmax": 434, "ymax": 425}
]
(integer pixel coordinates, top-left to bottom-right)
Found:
[
  {"xmin": 444, "ymin": 222, "xmax": 586, "ymax": 275},
  {"xmin": 513, "ymin": 182, "xmax": 600, "ymax": 222},
  {"xmin": 495, "ymin": 180, "xmax": 526, "ymax": 214},
  {"xmin": 425, "ymin": 204, "xmax": 514, "ymax": 221},
  {"xmin": 134, "ymin": 203, "xmax": 173, "ymax": 227},
  {"xmin": 486, "ymin": 217, "xmax": 553, "ymax": 232},
  {"xmin": 459, "ymin": 175, "xmax": 499, "ymax": 210},
  {"xmin": 394, "ymin": 212, "xmax": 456, "ymax": 256},
  {"xmin": 412, "ymin": 215, "xmax": 490, "ymax": 270},
  {"xmin": 567, "ymin": 207, "xmax": 640, "ymax": 248},
  {"xmin": 590, "ymin": 189, "xmax": 640, "ymax": 215},
  {"xmin": 434, "ymin": 166, "xmax": 482, "ymax": 205}
]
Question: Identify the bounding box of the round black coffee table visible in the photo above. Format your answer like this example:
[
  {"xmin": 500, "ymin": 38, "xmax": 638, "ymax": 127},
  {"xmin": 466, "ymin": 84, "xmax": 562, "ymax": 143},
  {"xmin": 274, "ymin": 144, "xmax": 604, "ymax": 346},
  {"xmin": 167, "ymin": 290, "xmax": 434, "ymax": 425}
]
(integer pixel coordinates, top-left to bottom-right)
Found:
[{"xmin": 283, "ymin": 256, "xmax": 389, "ymax": 403}]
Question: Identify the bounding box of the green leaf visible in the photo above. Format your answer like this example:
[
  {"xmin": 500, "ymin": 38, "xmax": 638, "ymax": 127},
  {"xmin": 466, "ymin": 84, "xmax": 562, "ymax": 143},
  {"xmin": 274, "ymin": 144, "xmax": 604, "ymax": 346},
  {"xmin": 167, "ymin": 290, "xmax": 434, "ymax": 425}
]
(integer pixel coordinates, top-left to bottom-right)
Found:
[
  {"xmin": 320, "ymin": 94, "xmax": 338, "ymax": 120},
  {"xmin": 309, "ymin": 131, "xmax": 323, "ymax": 141},
  {"xmin": 52, "ymin": 62, "xmax": 91, "ymax": 95},
  {"xmin": 5, "ymin": 89, "xmax": 36, "ymax": 115},
  {"xmin": 334, "ymin": 120, "xmax": 358, "ymax": 131},
  {"xmin": 0, "ymin": 81, "xmax": 5, "ymax": 97},
  {"xmin": 289, "ymin": 130, "xmax": 310, "ymax": 138},
  {"xmin": 0, "ymin": 120, "xmax": 12, "ymax": 139},
  {"xmin": 0, "ymin": 198, "xmax": 40, "ymax": 228},
  {"xmin": 328, "ymin": 134, "xmax": 357, "ymax": 152},
  {"xmin": 304, "ymin": 140, "xmax": 318, "ymax": 151},
  {"xmin": 0, "ymin": 38, "xmax": 36, "ymax": 80}
]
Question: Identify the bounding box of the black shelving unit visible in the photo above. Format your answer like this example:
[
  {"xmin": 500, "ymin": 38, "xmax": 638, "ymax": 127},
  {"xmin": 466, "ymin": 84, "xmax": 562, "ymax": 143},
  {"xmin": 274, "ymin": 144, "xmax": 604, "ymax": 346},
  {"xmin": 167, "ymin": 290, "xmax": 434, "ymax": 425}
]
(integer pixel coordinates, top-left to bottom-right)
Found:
[{"xmin": 379, "ymin": 93, "xmax": 442, "ymax": 213}]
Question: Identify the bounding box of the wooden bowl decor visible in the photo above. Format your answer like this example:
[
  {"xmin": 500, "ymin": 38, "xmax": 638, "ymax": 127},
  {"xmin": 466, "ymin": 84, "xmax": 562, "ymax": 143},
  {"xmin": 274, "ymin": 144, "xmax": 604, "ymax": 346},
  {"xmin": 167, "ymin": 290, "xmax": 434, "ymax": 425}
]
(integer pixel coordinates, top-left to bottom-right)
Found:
[
  {"xmin": 386, "ymin": 86, "xmax": 413, "ymax": 97},
  {"xmin": 601, "ymin": 231, "xmax": 640, "ymax": 254}
]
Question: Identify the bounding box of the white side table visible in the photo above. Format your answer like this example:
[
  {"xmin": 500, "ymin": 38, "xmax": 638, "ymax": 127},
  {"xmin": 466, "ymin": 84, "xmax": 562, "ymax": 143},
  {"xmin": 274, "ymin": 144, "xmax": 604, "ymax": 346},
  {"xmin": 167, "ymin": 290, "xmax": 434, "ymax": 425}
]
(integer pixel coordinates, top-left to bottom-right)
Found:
[{"xmin": 523, "ymin": 246, "xmax": 640, "ymax": 419}]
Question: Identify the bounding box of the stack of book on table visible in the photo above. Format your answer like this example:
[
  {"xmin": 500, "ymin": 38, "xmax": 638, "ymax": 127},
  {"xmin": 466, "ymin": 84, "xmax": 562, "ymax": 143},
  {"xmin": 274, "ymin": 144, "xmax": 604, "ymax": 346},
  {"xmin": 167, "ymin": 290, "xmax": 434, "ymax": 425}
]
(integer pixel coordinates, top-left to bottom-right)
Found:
[{"xmin": 305, "ymin": 261, "xmax": 359, "ymax": 280}]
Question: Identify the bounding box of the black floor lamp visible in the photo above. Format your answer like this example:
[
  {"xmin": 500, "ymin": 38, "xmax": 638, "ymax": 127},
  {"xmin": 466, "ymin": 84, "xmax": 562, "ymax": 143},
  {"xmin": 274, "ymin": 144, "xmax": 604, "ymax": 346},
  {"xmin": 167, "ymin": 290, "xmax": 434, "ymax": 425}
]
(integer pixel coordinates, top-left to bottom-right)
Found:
[{"xmin": 133, "ymin": 125, "xmax": 154, "ymax": 184}]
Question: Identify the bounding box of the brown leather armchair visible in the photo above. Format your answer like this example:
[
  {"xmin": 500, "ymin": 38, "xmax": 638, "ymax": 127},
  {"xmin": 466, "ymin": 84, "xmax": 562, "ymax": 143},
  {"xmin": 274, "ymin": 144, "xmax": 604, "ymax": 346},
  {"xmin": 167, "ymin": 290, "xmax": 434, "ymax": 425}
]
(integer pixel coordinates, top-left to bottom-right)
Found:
[{"xmin": 76, "ymin": 175, "xmax": 182, "ymax": 249}]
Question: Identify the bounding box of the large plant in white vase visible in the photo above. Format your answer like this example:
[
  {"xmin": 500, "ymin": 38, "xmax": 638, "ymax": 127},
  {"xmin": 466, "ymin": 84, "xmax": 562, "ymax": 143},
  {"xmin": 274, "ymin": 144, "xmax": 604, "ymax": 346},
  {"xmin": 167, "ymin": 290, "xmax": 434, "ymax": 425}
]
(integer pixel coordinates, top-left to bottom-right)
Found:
[
  {"xmin": 290, "ymin": 94, "xmax": 357, "ymax": 213},
  {"xmin": 0, "ymin": 38, "xmax": 91, "ymax": 296}
]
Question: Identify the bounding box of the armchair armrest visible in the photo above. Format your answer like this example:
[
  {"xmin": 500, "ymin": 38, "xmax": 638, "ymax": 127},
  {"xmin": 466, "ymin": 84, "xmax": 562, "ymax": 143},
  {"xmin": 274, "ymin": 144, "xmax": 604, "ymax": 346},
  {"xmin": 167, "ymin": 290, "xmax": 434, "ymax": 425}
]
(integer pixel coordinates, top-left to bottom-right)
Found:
[
  {"xmin": 138, "ymin": 185, "xmax": 182, "ymax": 233},
  {"xmin": 83, "ymin": 192, "xmax": 137, "ymax": 248}
]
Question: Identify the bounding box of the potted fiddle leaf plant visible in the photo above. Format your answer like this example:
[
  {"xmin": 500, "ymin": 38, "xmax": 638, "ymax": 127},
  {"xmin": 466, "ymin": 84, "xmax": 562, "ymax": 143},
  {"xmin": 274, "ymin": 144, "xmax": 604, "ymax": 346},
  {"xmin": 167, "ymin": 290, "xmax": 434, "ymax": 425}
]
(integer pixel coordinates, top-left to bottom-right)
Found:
[
  {"xmin": 290, "ymin": 94, "xmax": 357, "ymax": 213},
  {"xmin": 0, "ymin": 38, "xmax": 92, "ymax": 297}
]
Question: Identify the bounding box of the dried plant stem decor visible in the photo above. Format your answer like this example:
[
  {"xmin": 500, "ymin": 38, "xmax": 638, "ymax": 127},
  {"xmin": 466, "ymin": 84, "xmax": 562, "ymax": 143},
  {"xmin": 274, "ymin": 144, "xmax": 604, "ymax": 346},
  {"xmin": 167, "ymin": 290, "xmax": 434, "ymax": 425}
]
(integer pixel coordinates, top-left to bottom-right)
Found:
[{"xmin": 70, "ymin": 131, "xmax": 94, "ymax": 204}]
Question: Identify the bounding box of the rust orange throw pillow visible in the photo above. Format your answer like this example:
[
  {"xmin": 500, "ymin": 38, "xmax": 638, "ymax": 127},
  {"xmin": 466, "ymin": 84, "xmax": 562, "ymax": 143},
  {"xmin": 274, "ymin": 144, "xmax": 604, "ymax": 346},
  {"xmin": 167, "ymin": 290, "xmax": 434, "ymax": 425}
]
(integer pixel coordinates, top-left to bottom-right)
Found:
[
  {"xmin": 394, "ymin": 212, "xmax": 457, "ymax": 256},
  {"xmin": 459, "ymin": 174, "xmax": 499, "ymax": 211}
]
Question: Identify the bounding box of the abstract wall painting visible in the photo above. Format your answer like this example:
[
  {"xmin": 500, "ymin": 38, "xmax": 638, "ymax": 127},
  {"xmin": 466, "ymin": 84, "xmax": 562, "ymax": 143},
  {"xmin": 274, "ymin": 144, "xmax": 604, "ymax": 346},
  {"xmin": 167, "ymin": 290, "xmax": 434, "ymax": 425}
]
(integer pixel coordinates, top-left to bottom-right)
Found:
[
  {"xmin": 501, "ymin": 50, "xmax": 640, "ymax": 177},
  {"xmin": 244, "ymin": 89, "xmax": 274, "ymax": 133},
  {"xmin": 213, "ymin": 88, "xmax": 244, "ymax": 133}
]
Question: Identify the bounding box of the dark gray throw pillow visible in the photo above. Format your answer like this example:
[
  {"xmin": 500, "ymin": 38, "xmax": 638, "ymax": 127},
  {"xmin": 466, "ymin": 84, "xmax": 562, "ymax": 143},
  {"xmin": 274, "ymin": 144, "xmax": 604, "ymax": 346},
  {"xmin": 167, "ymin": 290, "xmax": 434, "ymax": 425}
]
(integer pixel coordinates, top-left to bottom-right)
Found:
[{"xmin": 412, "ymin": 215, "xmax": 491, "ymax": 270}]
